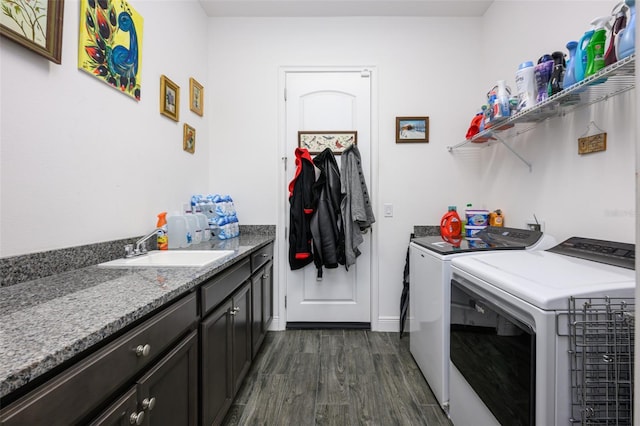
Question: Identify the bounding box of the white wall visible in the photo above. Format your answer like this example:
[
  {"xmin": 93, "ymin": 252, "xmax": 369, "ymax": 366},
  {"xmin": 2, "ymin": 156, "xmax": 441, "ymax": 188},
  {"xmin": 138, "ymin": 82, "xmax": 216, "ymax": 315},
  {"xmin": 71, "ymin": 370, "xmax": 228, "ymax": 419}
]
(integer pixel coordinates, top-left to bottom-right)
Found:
[
  {"xmin": 205, "ymin": 1, "xmax": 634, "ymax": 330},
  {"xmin": 206, "ymin": 17, "xmax": 486, "ymax": 329},
  {"xmin": 478, "ymin": 1, "xmax": 636, "ymax": 243},
  {"xmin": 1, "ymin": 1, "xmax": 635, "ymax": 331},
  {"xmin": 0, "ymin": 0, "xmax": 209, "ymax": 257}
]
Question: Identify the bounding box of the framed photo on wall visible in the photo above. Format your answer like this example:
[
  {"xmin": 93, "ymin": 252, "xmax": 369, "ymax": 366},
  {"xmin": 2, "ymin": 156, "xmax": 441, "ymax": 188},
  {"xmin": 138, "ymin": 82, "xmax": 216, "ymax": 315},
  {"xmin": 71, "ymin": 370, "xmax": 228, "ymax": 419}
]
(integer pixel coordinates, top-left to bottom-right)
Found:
[
  {"xmin": 160, "ymin": 75, "xmax": 179, "ymax": 121},
  {"xmin": 396, "ymin": 117, "xmax": 429, "ymax": 143},
  {"xmin": 189, "ymin": 78, "xmax": 203, "ymax": 116},
  {"xmin": 183, "ymin": 123, "xmax": 195, "ymax": 154},
  {"xmin": 298, "ymin": 131, "xmax": 357, "ymax": 155},
  {"xmin": 0, "ymin": 0, "xmax": 65, "ymax": 64}
]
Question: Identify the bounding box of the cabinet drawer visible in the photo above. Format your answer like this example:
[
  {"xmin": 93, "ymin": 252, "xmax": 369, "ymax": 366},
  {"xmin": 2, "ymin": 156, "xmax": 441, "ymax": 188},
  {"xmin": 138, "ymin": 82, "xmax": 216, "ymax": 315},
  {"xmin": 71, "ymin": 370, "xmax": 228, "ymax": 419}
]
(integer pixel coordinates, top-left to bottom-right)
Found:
[
  {"xmin": 0, "ymin": 292, "xmax": 198, "ymax": 426},
  {"xmin": 250, "ymin": 243, "xmax": 273, "ymax": 272},
  {"xmin": 201, "ymin": 258, "xmax": 251, "ymax": 316}
]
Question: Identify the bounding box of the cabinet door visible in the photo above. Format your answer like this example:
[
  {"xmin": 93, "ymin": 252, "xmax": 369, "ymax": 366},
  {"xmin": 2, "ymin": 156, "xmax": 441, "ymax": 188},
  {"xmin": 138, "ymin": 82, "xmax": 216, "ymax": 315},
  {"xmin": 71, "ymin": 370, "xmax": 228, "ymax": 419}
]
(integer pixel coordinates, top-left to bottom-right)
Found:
[
  {"xmin": 231, "ymin": 282, "xmax": 252, "ymax": 394},
  {"xmin": 251, "ymin": 272, "xmax": 264, "ymax": 359},
  {"xmin": 89, "ymin": 387, "xmax": 140, "ymax": 426},
  {"xmin": 201, "ymin": 299, "xmax": 233, "ymax": 426},
  {"xmin": 262, "ymin": 260, "xmax": 273, "ymax": 332},
  {"xmin": 136, "ymin": 330, "xmax": 198, "ymax": 426}
]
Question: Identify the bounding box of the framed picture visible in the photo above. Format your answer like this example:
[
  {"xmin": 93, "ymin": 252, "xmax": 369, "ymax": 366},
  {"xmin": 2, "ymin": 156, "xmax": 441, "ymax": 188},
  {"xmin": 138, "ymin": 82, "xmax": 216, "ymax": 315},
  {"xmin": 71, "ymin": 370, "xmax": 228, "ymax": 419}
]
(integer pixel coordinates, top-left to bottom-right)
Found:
[
  {"xmin": 396, "ymin": 117, "xmax": 429, "ymax": 143},
  {"xmin": 298, "ymin": 131, "xmax": 357, "ymax": 155},
  {"xmin": 78, "ymin": 0, "xmax": 143, "ymax": 101},
  {"xmin": 189, "ymin": 78, "xmax": 203, "ymax": 116},
  {"xmin": 183, "ymin": 123, "xmax": 195, "ymax": 154},
  {"xmin": 160, "ymin": 75, "xmax": 179, "ymax": 121},
  {"xmin": 0, "ymin": 0, "xmax": 65, "ymax": 64}
]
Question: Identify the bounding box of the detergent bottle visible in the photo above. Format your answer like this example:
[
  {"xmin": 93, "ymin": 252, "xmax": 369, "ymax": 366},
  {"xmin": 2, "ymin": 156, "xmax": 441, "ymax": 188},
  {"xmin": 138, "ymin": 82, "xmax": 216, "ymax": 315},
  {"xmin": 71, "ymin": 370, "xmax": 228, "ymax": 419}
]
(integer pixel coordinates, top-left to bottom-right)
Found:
[
  {"xmin": 156, "ymin": 212, "xmax": 168, "ymax": 250},
  {"xmin": 563, "ymin": 41, "xmax": 579, "ymax": 88},
  {"xmin": 440, "ymin": 206, "xmax": 462, "ymax": 239},
  {"xmin": 574, "ymin": 26, "xmax": 595, "ymax": 83},
  {"xmin": 605, "ymin": 2, "xmax": 628, "ymax": 65},
  {"xmin": 617, "ymin": 0, "xmax": 636, "ymax": 60},
  {"xmin": 585, "ymin": 16, "xmax": 611, "ymax": 77},
  {"xmin": 489, "ymin": 209, "xmax": 504, "ymax": 227},
  {"xmin": 548, "ymin": 51, "xmax": 566, "ymax": 96}
]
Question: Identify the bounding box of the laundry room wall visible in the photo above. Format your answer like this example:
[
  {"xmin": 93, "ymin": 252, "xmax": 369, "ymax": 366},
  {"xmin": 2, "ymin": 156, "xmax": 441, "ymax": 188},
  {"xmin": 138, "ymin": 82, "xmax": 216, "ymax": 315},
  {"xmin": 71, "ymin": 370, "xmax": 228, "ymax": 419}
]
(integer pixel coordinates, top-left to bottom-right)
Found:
[
  {"xmin": 206, "ymin": 17, "xmax": 486, "ymax": 330},
  {"xmin": 476, "ymin": 1, "xmax": 635, "ymax": 243},
  {"xmin": 0, "ymin": 0, "xmax": 209, "ymax": 258}
]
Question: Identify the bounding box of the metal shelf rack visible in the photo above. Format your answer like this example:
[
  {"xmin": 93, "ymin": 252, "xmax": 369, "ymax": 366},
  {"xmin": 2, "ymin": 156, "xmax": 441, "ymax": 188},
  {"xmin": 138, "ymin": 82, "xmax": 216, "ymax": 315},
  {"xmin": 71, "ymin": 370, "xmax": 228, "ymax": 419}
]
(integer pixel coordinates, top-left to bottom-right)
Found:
[
  {"xmin": 447, "ymin": 54, "xmax": 636, "ymax": 171},
  {"xmin": 568, "ymin": 296, "xmax": 635, "ymax": 425}
]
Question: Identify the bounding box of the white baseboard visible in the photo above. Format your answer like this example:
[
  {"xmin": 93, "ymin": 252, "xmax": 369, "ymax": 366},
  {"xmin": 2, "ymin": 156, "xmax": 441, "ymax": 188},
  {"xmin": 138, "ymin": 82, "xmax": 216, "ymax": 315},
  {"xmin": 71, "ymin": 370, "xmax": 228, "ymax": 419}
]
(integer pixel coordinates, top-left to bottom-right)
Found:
[
  {"xmin": 373, "ymin": 316, "xmax": 400, "ymax": 332},
  {"xmin": 268, "ymin": 316, "xmax": 400, "ymax": 332}
]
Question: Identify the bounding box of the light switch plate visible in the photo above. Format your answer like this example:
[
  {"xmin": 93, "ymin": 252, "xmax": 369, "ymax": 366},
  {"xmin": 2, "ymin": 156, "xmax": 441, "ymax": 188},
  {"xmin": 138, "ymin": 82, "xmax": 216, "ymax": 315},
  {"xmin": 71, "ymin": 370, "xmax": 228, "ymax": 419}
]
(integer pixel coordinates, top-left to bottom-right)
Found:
[{"xmin": 384, "ymin": 203, "xmax": 393, "ymax": 217}]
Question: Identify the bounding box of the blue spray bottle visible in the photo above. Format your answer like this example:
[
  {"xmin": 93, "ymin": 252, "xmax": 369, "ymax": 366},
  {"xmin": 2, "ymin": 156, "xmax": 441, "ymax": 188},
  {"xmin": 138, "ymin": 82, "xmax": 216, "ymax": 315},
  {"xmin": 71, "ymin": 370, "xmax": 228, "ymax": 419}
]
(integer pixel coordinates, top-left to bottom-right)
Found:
[{"xmin": 617, "ymin": 0, "xmax": 636, "ymax": 59}]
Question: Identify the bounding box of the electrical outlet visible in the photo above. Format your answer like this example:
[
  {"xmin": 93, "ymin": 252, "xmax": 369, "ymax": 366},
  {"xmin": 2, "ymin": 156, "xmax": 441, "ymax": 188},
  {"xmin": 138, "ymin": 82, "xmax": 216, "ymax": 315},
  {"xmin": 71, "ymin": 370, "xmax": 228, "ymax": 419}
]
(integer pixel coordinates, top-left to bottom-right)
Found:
[{"xmin": 525, "ymin": 219, "xmax": 545, "ymax": 232}]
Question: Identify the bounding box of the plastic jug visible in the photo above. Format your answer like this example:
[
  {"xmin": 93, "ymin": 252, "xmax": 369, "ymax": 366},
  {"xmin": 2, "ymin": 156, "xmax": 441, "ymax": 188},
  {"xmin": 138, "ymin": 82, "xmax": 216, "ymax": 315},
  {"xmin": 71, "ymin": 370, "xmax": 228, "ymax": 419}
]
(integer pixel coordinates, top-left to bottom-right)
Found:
[
  {"xmin": 564, "ymin": 41, "xmax": 578, "ymax": 88},
  {"xmin": 515, "ymin": 61, "xmax": 537, "ymax": 110},
  {"xmin": 585, "ymin": 16, "xmax": 610, "ymax": 77},
  {"xmin": 617, "ymin": 0, "xmax": 636, "ymax": 60},
  {"xmin": 549, "ymin": 51, "xmax": 566, "ymax": 95},
  {"xmin": 440, "ymin": 206, "xmax": 462, "ymax": 238},
  {"xmin": 605, "ymin": 2, "xmax": 628, "ymax": 65},
  {"xmin": 534, "ymin": 54, "xmax": 554, "ymax": 103},
  {"xmin": 574, "ymin": 28, "xmax": 595, "ymax": 83},
  {"xmin": 167, "ymin": 214, "xmax": 189, "ymax": 248}
]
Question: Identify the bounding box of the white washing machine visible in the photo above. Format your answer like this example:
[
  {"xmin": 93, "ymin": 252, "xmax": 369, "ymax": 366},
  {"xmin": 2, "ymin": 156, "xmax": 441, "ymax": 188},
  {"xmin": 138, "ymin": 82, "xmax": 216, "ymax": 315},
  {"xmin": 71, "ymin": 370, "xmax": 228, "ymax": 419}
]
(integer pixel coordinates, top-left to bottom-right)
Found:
[
  {"xmin": 448, "ymin": 237, "xmax": 635, "ymax": 426},
  {"xmin": 409, "ymin": 227, "xmax": 556, "ymax": 415}
]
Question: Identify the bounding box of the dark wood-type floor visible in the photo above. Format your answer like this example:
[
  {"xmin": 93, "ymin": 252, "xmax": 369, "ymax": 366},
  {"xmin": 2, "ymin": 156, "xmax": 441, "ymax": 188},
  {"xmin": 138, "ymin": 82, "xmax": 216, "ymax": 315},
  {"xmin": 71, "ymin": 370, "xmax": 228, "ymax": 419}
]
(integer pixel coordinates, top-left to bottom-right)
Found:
[{"xmin": 222, "ymin": 329, "xmax": 453, "ymax": 425}]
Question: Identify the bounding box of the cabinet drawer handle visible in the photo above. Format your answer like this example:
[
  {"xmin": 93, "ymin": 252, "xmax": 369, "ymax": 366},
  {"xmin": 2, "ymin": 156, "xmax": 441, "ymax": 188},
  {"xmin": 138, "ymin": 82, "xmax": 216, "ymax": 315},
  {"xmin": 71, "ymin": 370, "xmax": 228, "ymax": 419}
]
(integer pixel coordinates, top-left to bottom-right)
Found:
[
  {"xmin": 230, "ymin": 306, "xmax": 240, "ymax": 316},
  {"xmin": 129, "ymin": 411, "xmax": 144, "ymax": 425},
  {"xmin": 262, "ymin": 274, "xmax": 270, "ymax": 279},
  {"xmin": 262, "ymin": 253, "xmax": 269, "ymax": 257},
  {"xmin": 135, "ymin": 344, "xmax": 151, "ymax": 357},
  {"xmin": 142, "ymin": 397, "xmax": 156, "ymax": 411}
]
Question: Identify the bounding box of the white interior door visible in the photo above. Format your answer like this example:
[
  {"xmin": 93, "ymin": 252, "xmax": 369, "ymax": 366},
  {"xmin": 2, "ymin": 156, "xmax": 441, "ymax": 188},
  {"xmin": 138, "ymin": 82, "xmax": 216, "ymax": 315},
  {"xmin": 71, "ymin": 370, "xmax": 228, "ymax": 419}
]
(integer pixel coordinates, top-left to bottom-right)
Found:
[{"xmin": 284, "ymin": 69, "xmax": 372, "ymax": 324}]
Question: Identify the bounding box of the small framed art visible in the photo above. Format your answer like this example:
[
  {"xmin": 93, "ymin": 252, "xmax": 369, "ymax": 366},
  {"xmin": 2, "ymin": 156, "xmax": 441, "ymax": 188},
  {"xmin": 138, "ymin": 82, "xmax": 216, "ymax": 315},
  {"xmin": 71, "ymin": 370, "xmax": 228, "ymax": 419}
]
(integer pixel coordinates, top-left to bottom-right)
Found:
[
  {"xmin": 160, "ymin": 75, "xmax": 179, "ymax": 121},
  {"xmin": 298, "ymin": 131, "xmax": 357, "ymax": 155},
  {"xmin": 396, "ymin": 117, "xmax": 429, "ymax": 143},
  {"xmin": 183, "ymin": 124, "xmax": 195, "ymax": 154},
  {"xmin": 189, "ymin": 78, "xmax": 203, "ymax": 116},
  {"xmin": 0, "ymin": 0, "xmax": 64, "ymax": 64}
]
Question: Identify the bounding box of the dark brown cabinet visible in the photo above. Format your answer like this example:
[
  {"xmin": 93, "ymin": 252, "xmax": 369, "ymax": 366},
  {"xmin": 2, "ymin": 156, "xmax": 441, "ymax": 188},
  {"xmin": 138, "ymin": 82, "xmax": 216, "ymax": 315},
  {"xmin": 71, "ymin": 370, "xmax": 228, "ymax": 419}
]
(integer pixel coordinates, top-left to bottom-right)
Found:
[
  {"xmin": 200, "ymin": 258, "xmax": 253, "ymax": 426},
  {"xmin": 0, "ymin": 293, "xmax": 197, "ymax": 426},
  {"xmin": 1, "ymin": 242, "xmax": 275, "ymax": 426},
  {"xmin": 251, "ymin": 260, "xmax": 273, "ymax": 358},
  {"xmin": 90, "ymin": 330, "xmax": 198, "ymax": 426}
]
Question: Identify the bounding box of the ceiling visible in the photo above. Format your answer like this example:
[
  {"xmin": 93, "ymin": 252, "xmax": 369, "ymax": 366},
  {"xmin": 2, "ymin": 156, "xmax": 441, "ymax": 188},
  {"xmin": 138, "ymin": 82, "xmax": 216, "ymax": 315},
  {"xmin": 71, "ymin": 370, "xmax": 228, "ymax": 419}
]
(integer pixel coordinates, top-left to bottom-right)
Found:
[{"xmin": 197, "ymin": 0, "xmax": 495, "ymax": 17}]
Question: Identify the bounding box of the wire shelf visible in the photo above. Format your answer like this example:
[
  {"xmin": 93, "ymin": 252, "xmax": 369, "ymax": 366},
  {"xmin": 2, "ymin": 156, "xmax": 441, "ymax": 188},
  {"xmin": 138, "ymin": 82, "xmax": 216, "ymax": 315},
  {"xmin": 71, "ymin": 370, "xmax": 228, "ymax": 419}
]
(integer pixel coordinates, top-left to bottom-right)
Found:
[
  {"xmin": 447, "ymin": 54, "xmax": 636, "ymax": 165},
  {"xmin": 568, "ymin": 296, "xmax": 635, "ymax": 425}
]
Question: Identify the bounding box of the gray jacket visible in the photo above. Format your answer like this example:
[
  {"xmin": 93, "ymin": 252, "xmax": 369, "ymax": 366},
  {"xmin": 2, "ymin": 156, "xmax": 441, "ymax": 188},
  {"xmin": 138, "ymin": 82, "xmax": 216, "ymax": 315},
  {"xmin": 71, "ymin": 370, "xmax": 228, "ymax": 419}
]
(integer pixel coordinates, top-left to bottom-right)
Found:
[{"xmin": 340, "ymin": 145, "xmax": 375, "ymax": 267}]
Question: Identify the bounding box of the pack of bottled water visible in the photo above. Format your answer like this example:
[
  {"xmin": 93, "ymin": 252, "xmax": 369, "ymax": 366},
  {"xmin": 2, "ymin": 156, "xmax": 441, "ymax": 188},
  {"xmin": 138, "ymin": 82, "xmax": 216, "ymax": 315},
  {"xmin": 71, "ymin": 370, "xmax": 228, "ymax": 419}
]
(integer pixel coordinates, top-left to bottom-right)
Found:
[{"xmin": 191, "ymin": 194, "xmax": 240, "ymax": 240}]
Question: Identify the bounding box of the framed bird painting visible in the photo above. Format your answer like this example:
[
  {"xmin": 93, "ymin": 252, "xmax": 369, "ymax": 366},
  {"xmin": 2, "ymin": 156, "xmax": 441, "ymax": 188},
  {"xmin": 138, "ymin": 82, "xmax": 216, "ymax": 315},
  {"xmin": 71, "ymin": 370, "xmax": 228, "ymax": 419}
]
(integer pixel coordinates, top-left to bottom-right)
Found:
[{"xmin": 77, "ymin": 0, "xmax": 144, "ymax": 101}]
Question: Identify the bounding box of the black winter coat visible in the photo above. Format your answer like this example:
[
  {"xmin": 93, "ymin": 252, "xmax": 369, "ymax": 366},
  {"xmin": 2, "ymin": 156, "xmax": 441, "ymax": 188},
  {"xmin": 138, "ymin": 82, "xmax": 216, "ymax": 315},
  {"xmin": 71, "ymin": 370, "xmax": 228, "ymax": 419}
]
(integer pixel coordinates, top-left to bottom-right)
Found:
[
  {"xmin": 288, "ymin": 148, "xmax": 316, "ymax": 270},
  {"xmin": 310, "ymin": 148, "xmax": 345, "ymax": 279}
]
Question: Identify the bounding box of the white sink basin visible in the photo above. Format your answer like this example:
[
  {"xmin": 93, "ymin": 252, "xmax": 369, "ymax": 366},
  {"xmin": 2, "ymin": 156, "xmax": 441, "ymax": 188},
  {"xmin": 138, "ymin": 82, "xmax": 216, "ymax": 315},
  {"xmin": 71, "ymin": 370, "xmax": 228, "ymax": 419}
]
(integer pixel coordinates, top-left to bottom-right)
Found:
[{"xmin": 98, "ymin": 250, "xmax": 235, "ymax": 268}]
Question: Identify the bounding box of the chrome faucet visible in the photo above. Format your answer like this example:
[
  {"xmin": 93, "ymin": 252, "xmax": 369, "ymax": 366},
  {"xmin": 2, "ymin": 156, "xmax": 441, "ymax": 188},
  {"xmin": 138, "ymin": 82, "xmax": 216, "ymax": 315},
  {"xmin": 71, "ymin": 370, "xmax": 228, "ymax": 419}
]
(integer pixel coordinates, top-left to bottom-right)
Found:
[{"xmin": 125, "ymin": 228, "xmax": 161, "ymax": 258}]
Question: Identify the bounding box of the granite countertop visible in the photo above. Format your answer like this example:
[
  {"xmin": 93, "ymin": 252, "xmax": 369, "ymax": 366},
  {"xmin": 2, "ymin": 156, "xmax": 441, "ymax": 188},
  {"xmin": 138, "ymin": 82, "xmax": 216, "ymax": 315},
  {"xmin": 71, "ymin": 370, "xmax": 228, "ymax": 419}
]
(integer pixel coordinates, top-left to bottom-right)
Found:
[{"xmin": 0, "ymin": 233, "xmax": 274, "ymax": 400}]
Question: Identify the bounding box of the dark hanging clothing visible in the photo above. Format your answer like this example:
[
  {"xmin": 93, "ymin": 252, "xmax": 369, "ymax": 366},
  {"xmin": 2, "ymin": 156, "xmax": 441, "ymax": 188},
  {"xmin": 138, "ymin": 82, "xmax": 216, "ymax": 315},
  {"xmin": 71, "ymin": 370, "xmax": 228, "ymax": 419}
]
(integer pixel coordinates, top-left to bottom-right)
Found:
[
  {"xmin": 310, "ymin": 148, "xmax": 345, "ymax": 279},
  {"xmin": 288, "ymin": 148, "xmax": 316, "ymax": 270}
]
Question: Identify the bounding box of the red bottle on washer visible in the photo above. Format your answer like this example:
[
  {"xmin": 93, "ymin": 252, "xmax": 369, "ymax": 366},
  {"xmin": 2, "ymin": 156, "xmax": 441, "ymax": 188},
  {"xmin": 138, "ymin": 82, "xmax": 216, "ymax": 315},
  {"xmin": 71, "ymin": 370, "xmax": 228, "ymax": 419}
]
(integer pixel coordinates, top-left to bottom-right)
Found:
[{"xmin": 440, "ymin": 206, "xmax": 462, "ymax": 239}]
